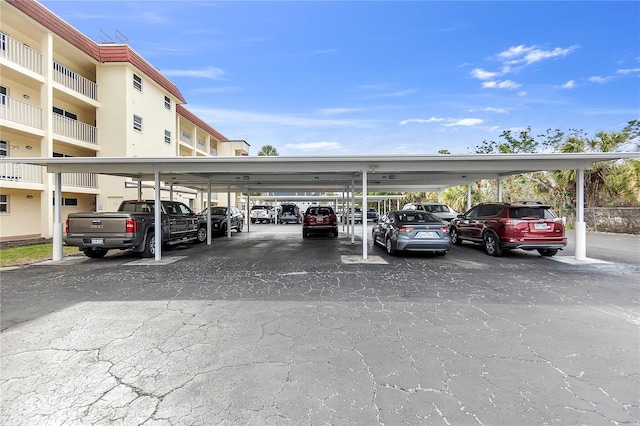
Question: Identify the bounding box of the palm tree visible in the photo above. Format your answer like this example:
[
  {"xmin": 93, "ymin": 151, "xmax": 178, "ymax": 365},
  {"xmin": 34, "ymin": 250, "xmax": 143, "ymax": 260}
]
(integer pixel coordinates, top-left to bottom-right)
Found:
[{"xmin": 257, "ymin": 145, "xmax": 279, "ymax": 156}]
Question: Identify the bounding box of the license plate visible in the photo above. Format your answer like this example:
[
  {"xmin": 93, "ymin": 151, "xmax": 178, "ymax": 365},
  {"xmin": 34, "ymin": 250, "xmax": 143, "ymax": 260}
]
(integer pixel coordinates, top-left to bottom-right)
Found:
[
  {"xmin": 91, "ymin": 238, "xmax": 104, "ymax": 245},
  {"xmin": 534, "ymin": 223, "xmax": 549, "ymax": 230},
  {"xmin": 416, "ymin": 231, "xmax": 437, "ymax": 238}
]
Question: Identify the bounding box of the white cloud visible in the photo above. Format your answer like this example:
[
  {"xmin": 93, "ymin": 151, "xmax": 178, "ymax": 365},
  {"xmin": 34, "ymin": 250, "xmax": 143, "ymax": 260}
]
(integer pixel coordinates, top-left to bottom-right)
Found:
[
  {"xmin": 483, "ymin": 107, "xmax": 507, "ymax": 113},
  {"xmin": 617, "ymin": 68, "xmax": 640, "ymax": 75},
  {"xmin": 471, "ymin": 68, "xmax": 500, "ymax": 80},
  {"xmin": 481, "ymin": 80, "xmax": 521, "ymax": 89},
  {"xmin": 498, "ymin": 44, "xmax": 578, "ymax": 65},
  {"xmin": 163, "ymin": 67, "xmax": 225, "ymax": 79},
  {"xmin": 399, "ymin": 117, "xmax": 445, "ymax": 125},
  {"xmin": 560, "ymin": 80, "xmax": 576, "ymax": 89},
  {"xmin": 189, "ymin": 107, "xmax": 377, "ymax": 128},
  {"xmin": 318, "ymin": 108, "xmax": 361, "ymax": 115},
  {"xmin": 589, "ymin": 76, "xmax": 612, "ymax": 83},
  {"xmin": 443, "ymin": 118, "xmax": 484, "ymax": 127},
  {"xmin": 284, "ymin": 142, "xmax": 341, "ymax": 151}
]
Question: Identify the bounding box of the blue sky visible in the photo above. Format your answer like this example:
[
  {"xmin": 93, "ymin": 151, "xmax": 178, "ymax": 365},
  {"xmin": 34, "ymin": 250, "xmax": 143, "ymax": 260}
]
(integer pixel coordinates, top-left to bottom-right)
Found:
[{"xmin": 42, "ymin": 0, "xmax": 639, "ymax": 155}]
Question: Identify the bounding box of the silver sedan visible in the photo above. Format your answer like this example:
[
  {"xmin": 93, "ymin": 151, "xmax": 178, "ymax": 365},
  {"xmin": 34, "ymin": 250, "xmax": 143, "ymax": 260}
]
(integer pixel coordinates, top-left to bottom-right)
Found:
[{"xmin": 372, "ymin": 210, "xmax": 451, "ymax": 255}]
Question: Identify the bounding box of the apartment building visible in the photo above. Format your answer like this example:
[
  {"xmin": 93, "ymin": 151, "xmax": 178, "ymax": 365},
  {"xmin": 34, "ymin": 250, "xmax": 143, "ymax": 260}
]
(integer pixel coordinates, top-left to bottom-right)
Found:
[{"xmin": 0, "ymin": 0, "xmax": 249, "ymax": 242}]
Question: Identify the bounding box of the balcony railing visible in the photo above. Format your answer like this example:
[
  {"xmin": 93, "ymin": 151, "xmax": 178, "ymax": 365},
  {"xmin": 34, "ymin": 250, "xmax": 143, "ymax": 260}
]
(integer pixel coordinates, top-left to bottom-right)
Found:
[
  {"xmin": 0, "ymin": 95, "xmax": 43, "ymax": 129},
  {"xmin": 196, "ymin": 140, "xmax": 206, "ymax": 151},
  {"xmin": 0, "ymin": 161, "xmax": 44, "ymax": 184},
  {"xmin": 52, "ymin": 114, "xmax": 97, "ymax": 145},
  {"xmin": 179, "ymin": 133, "xmax": 193, "ymax": 147},
  {"xmin": 53, "ymin": 61, "xmax": 98, "ymax": 101},
  {"xmin": 62, "ymin": 172, "xmax": 97, "ymax": 188},
  {"xmin": 0, "ymin": 34, "xmax": 43, "ymax": 74}
]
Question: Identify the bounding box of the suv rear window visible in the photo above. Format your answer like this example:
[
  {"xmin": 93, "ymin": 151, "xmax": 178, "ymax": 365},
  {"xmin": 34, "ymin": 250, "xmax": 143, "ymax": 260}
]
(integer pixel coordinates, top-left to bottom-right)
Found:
[
  {"xmin": 509, "ymin": 207, "xmax": 555, "ymax": 219},
  {"xmin": 306, "ymin": 207, "xmax": 334, "ymax": 215},
  {"xmin": 251, "ymin": 206, "xmax": 268, "ymax": 210}
]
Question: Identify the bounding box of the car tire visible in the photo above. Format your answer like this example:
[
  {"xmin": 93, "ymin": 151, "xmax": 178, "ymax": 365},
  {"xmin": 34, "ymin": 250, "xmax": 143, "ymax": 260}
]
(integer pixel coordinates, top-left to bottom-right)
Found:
[
  {"xmin": 332, "ymin": 230, "xmax": 338, "ymax": 238},
  {"xmin": 450, "ymin": 227, "xmax": 462, "ymax": 245},
  {"xmin": 483, "ymin": 232, "xmax": 503, "ymax": 257},
  {"xmin": 251, "ymin": 219, "xmax": 256, "ymax": 224},
  {"xmin": 196, "ymin": 226, "xmax": 207, "ymax": 243},
  {"xmin": 385, "ymin": 237, "xmax": 397, "ymax": 256},
  {"xmin": 142, "ymin": 232, "xmax": 155, "ymax": 258},
  {"xmin": 371, "ymin": 230, "xmax": 378, "ymax": 246},
  {"xmin": 538, "ymin": 248, "xmax": 558, "ymax": 256},
  {"xmin": 84, "ymin": 247, "xmax": 108, "ymax": 258},
  {"xmin": 237, "ymin": 221, "xmax": 243, "ymax": 232},
  {"xmin": 302, "ymin": 229, "xmax": 309, "ymax": 238}
]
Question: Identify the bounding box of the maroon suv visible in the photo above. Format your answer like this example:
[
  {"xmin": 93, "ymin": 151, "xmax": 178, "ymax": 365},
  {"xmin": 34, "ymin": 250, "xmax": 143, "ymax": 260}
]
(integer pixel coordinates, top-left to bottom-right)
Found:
[
  {"xmin": 303, "ymin": 206, "xmax": 338, "ymax": 238},
  {"xmin": 449, "ymin": 202, "xmax": 567, "ymax": 257}
]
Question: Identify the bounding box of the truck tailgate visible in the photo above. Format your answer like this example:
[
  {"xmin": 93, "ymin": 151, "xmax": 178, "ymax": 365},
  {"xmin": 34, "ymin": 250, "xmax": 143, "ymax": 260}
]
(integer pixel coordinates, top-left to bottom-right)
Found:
[{"xmin": 67, "ymin": 213, "xmax": 135, "ymax": 236}]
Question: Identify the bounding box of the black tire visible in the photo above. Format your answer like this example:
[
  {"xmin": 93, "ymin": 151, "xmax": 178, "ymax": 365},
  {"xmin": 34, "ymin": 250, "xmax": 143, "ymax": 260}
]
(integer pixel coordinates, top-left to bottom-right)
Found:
[
  {"xmin": 538, "ymin": 248, "xmax": 558, "ymax": 257},
  {"xmin": 251, "ymin": 219, "xmax": 256, "ymax": 224},
  {"xmin": 450, "ymin": 227, "xmax": 462, "ymax": 245},
  {"xmin": 302, "ymin": 229, "xmax": 309, "ymax": 238},
  {"xmin": 236, "ymin": 221, "xmax": 243, "ymax": 232},
  {"xmin": 196, "ymin": 226, "xmax": 207, "ymax": 243},
  {"xmin": 483, "ymin": 232, "xmax": 503, "ymax": 257},
  {"xmin": 141, "ymin": 232, "xmax": 155, "ymax": 258},
  {"xmin": 385, "ymin": 237, "xmax": 397, "ymax": 256},
  {"xmin": 332, "ymin": 230, "xmax": 338, "ymax": 238},
  {"xmin": 220, "ymin": 224, "xmax": 227, "ymax": 236},
  {"xmin": 372, "ymin": 230, "xmax": 378, "ymax": 246},
  {"xmin": 84, "ymin": 248, "xmax": 108, "ymax": 258}
]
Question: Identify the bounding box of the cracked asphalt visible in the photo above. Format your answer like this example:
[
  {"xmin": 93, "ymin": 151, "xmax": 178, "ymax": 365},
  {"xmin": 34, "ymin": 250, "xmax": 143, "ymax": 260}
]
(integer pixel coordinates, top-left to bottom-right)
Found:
[{"xmin": 1, "ymin": 225, "xmax": 639, "ymax": 425}]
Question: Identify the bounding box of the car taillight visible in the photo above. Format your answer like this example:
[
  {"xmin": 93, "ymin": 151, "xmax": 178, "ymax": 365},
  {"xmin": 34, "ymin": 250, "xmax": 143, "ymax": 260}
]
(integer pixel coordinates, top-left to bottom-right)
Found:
[
  {"xmin": 398, "ymin": 226, "xmax": 415, "ymax": 232},
  {"xmin": 440, "ymin": 226, "xmax": 449, "ymax": 232},
  {"xmin": 126, "ymin": 218, "xmax": 136, "ymax": 233},
  {"xmin": 65, "ymin": 219, "xmax": 69, "ymax": 234}
]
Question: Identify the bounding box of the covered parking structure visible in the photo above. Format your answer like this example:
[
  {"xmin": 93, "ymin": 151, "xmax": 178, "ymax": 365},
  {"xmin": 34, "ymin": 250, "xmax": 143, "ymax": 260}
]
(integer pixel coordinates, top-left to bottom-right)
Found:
[{"xmin": 6, "ymin": 152, "xmax": 639, "ymax": 262}]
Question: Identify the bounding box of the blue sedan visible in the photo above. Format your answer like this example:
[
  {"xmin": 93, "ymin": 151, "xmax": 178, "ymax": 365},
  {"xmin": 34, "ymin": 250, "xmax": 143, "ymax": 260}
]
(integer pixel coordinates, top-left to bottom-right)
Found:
[{"xmin": 372, "ymin": 210, "xmax": 451, "ymax": 255}]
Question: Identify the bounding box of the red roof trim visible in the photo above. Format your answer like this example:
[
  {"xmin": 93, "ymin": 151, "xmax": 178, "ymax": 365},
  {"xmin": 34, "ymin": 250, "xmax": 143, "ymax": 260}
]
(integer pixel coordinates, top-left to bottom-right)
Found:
[{"xmin": 177, "ymin": 105, "xmax": 228, "ymax": 142}]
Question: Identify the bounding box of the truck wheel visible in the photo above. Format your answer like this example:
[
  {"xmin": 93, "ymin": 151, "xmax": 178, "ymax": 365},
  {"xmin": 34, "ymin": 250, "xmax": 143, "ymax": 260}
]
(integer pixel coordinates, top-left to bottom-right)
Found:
[
  {"xmin": 142, "ymin": 233, "xmax": 155, "ymax": 258},
  {"xmin": 84, "ymin": 248, "xmax": 108, "ymax": 258},
  {"xmin": 251, "ymin": 219, "xmax": 256, "ymax": 224},
  {"xmin": 196, "ymin": 226, "xmax": 207, "ymax": 243}
]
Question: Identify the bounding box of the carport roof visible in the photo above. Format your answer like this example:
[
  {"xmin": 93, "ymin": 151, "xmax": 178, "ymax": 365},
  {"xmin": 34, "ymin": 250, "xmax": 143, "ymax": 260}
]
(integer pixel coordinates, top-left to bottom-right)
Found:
[{"xmin": 9, "ymin": 152, "xmax": 640, "ymax": 193}]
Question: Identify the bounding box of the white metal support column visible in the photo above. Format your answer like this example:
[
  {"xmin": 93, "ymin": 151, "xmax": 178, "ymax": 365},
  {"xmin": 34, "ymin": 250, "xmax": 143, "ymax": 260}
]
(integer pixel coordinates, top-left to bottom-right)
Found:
[
  {"xmin": 342, "ymin": 190, "xmax": 346, "ymax": 231},
  {"xmin": 467, "ymin": 184, "xmax": 472, "ymax": 211},
  {"xmin": 154, "ymin": 173, "xmax": 162, "ymax": 261},
  {"xmin": 362, "ymin": 170, "xmax": 368, "ymax": 259},
  {"xmin": 246, "ymin": 193, "xmax": 251, "ymax": 232},
  {"xmin": 350, "ymin": 178, "xmax": 355, "ymax": 244},
  {"xmin": 207, "ymin": 181, "xmax": 212, "ymax": 245},
  {"xmin": 53, "ymin": 172, "xmax": 63, "ymax": 261},
  {"xmin": 575, "ymin": 168, "xmax": 587, "ymax": 260},
  {"xmin": 226, "ymin": 185, "xmax": 232, "ymax": 238},
  {"xmin": 497, "ymin": 179, "xmax": 503, "ymax": 202}
]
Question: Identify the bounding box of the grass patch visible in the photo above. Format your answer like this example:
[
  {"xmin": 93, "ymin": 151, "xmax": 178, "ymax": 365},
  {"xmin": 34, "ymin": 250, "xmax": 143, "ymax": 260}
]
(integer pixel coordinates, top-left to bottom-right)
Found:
[{"xmin": 0, "ymin": 244, "xmax": 80, "ymax": 268}]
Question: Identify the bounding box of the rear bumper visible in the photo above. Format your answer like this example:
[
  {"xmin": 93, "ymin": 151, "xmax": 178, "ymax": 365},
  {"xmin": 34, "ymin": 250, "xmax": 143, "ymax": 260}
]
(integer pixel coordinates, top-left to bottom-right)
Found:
[
  {"xmin": 397, "ymin": 238, "xmax": 451, "ymax": 252},
  {"xmin": 64, "ymin": 236, "xmax": 137, "ymax": 250},
  {"xmin": 500, "ymin": 238, "xmax": 567, "ymax": 250}
]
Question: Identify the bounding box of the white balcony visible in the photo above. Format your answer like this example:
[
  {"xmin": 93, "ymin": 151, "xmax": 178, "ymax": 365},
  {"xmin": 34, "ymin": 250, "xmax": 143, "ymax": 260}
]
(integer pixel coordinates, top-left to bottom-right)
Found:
[
  {"xmin": 0, "ymin": 161, "xmax": 44, "ymax": 184},
  {"xmin": 62, "ymin": 172, "xmax": 97, "ymax": 188},
  {"xmin": 0, "ymin": 34, "xmax": 43, "ymax": 75},
  {"xmin": 53, "ymin": 61, "xmax": 98, "ymax": 101},
  {"xmin": 0, "ymin": 95, "xmax": 43, "ymax": 129},
  {"xmin": 52, "ymin": 114, "xmax": 97, "ymax": 145}
]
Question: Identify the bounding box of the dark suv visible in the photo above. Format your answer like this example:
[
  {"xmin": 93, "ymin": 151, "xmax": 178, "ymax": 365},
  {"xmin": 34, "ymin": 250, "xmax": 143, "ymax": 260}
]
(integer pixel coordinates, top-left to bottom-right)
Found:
[
  {"xmin": 201, "ymin": 206, "xmax": 244, "ymax": 236},
  {"xmin": 279, "ymin": 204, "xmax": 301, "ymax": 224},
  {"xmin": 303, "ymin": 206, "xmax": 338, "ymax": 238},
  {"xmin": 449, "ymin": 202, "xmax": 567, "ymax": 257}
]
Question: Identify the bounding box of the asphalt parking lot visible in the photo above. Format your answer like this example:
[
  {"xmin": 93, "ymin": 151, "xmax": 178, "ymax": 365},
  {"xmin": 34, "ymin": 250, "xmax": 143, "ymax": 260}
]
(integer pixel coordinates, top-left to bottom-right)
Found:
[{"xmin": 1, "ymin": 224, "xmax": 639, "ymax": 425}]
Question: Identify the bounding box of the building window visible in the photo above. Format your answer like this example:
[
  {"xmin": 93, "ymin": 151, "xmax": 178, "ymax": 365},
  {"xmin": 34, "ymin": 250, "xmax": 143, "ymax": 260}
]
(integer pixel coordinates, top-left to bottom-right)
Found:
[
  {"xmin": 164, "ymin": 96, "xmax": 171, "ymax": 110},
  {"xmin": 133, "ymin": 115, "xmax": 143, "ymax": 132},
  {"xmin": 53, "ymin": 106, "xmax": 77, "ymax": 121},
  {"xmin": 0, "ymin": 140, "xmax": 7, "ymax": 157},
  {"xmin": 0, "ymin": 85, "xmax": 7, "ymax": 106},
  {"xmin": 133, "ymin": 74, "xmax": 142, "ymax": 91},
  {"xmin": 0, "ymin": 194, "xmax": 8, "ymax": 214},
  {"xmin": 0, "ymin": 31, "xmax": 6, "ymax": 52},
  {"xmin": 181, "ymin": 131, "xmax": 191, "ymax": 141},
  {"xmin": 164, "ymin": 130, "xmax": 171, "ymax": 144},
  {"xmin": 52, "ymin": 197, "xmax": 78, "ymax": 207}
]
